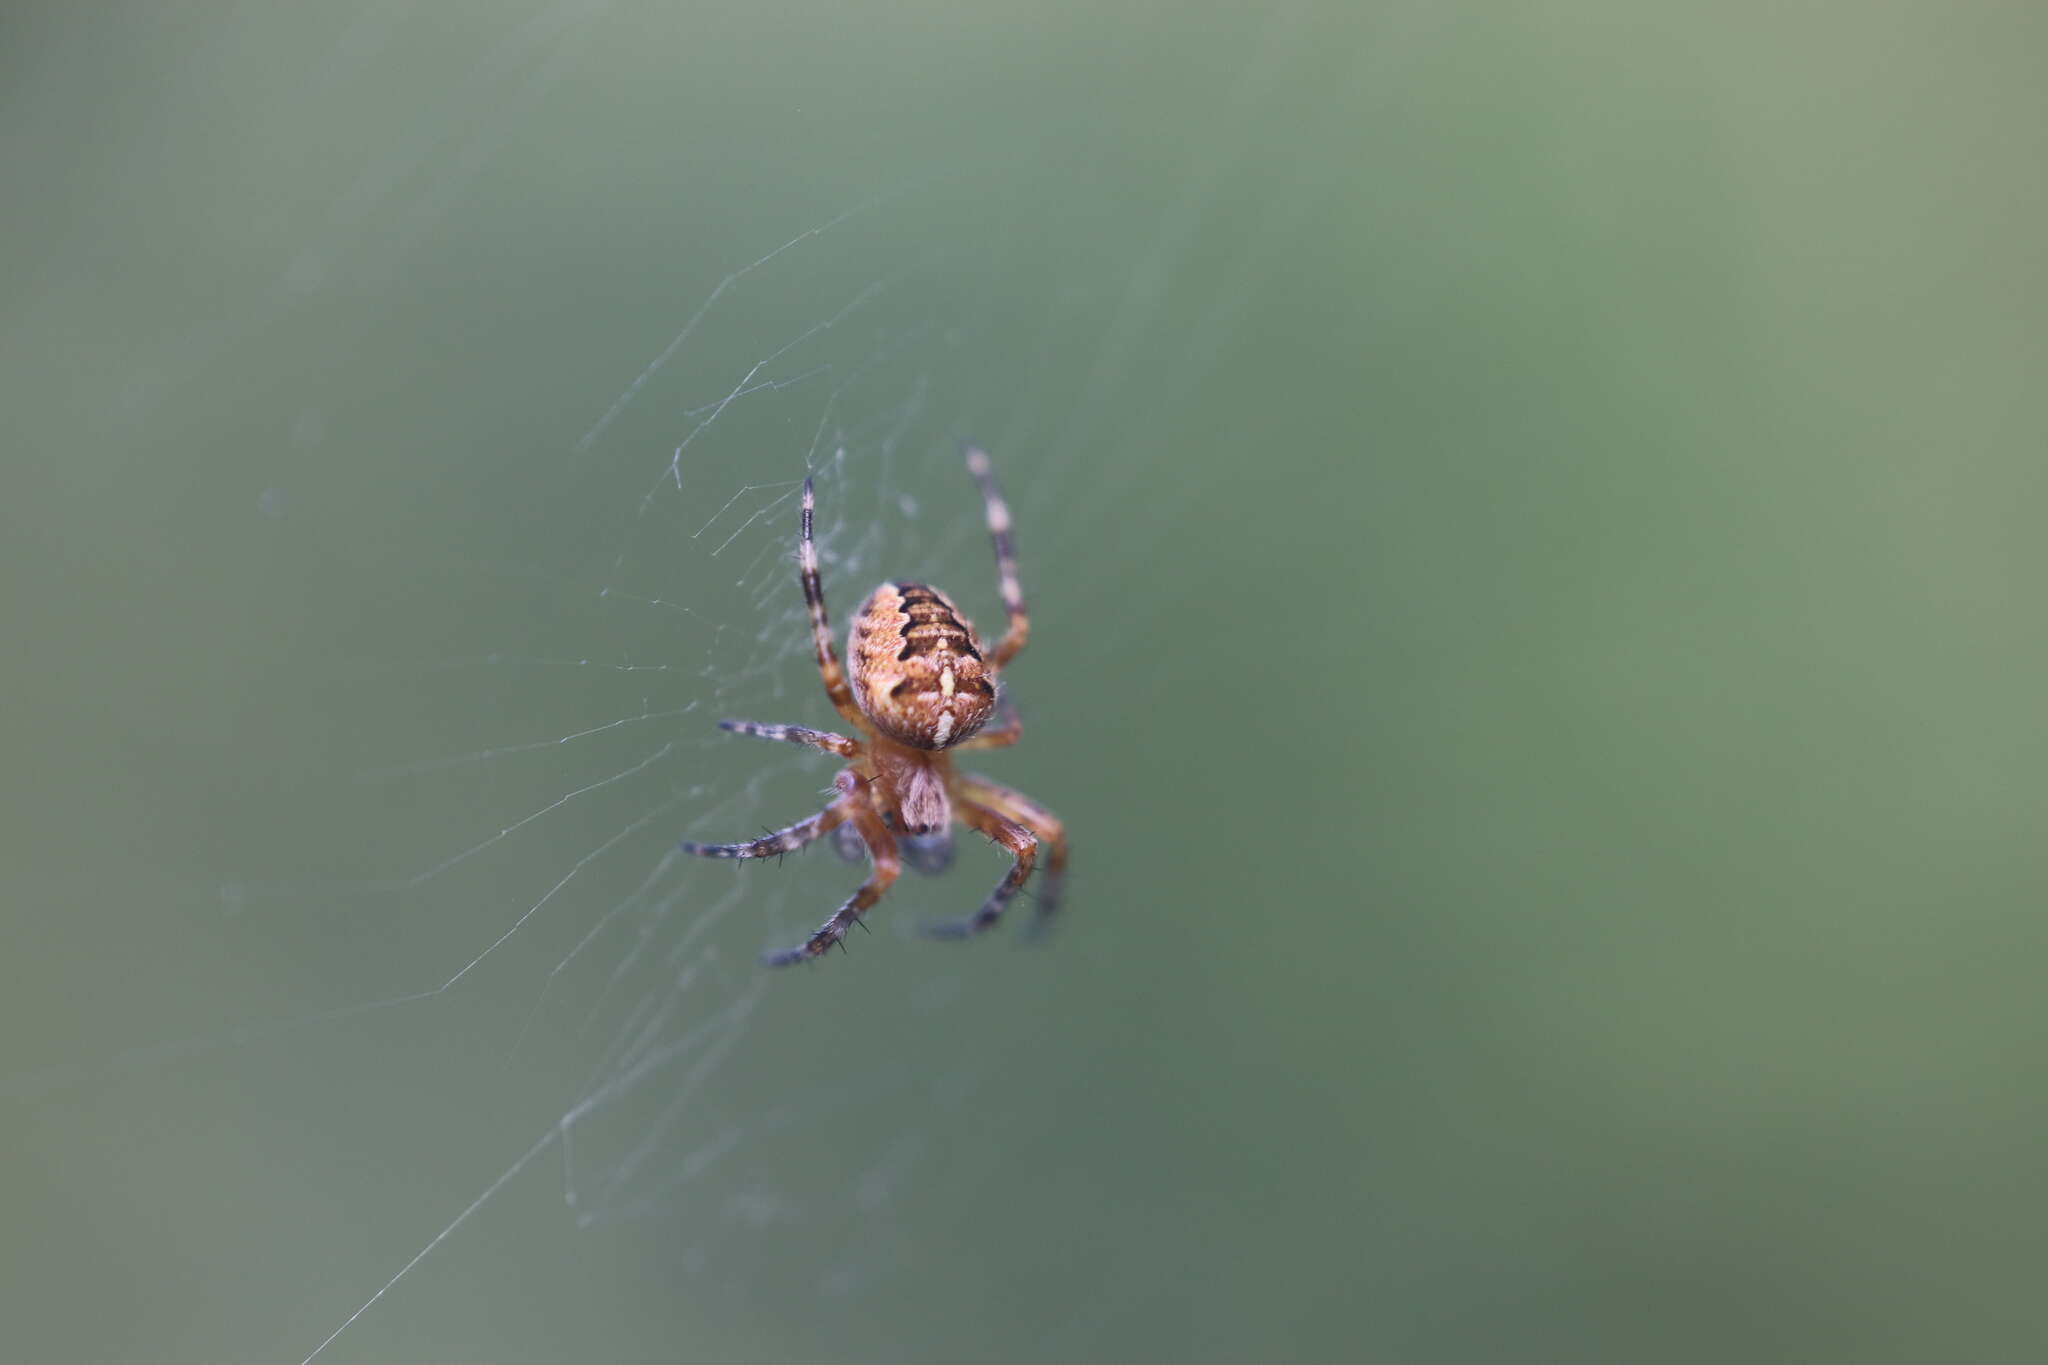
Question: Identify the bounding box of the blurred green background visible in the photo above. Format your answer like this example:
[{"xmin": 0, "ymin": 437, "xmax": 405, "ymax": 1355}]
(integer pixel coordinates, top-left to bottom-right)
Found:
[{"xmin": 5, "ymin": 2, "xmax": 2046, "ymax": 1363}]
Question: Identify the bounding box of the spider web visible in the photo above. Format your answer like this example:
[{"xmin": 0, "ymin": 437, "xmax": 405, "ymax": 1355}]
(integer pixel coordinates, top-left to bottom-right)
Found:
[
  {"xmin": 14, "ymin": 5, "xmax": 2048, "ymax": 1363},
  {"xmin": 11, "ymin": 180, "xmax": 1187, "ymax": 1365},
  {"xmin": 0, "ymin": 188, "xmax": 1085, "ymax": 1363},
  {"xmin": 280, "ymin": 193, "xmax": 1113, "ymax": 1360},
  {"xmin": 1, "ymin": 4, "xmax": 1389, "ymax": 1360}
]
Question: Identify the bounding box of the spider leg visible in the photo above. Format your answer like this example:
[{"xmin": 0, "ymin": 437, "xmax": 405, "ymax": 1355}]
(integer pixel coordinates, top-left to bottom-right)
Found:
[
  {"xmin": 799, "ymin": 477, "xmax": 869, "ymax": 730},
  {"xmin": 922, "ymin": 796, "xmax": 1037, "ymax": 940},
  {"xmin": 957, "ymin": 772, "xmax": 1069, "ymax": 930},
  {"xmin": 678, "ymin": 799, "xmax": 850, "ymax": 861},
  {"xmin": 965, "ymin": 449, "xmax": 1029, "ymax": 669},
  {"xmin": 680, "ymin": 767, "xmax": 861, "ymax": 862},
  {"xmin": 763, "ymin": 775, "xmax": 900, "ymax": 965},
  {"xmin": 716, "ymin": 718, "xmax": 860, "ymax": 758}
]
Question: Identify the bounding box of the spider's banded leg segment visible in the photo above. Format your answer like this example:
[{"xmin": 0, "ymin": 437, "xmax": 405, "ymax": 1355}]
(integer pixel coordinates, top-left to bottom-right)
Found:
[
  {"xmin": 679, "ymin": 798, "xmax": 851, "ymax": 861},
  {"xmin": 799, "ymin": 477, "xmax": 867, "ymax": 730},
  {"xmin": 952, "ymin": 701, "xmax": 1021, "ymax": 752},
  {"xmin": 716, "ymin": 718, "xmax": 860, "ymax": 758},
  {"xmin": 958, "ymin": 773, "xmax": 1068, "ymax": 927},
  {"xmin": 965, "ymin": 448, "xmax": 1029, "ymax": 669},
  {"xmin": 922, "ymin": 800, "xmax": 1037, "ymax": 940},
  {"xmin": 764, "ymin": 773, "xmax": 901, "ymax": 965}
]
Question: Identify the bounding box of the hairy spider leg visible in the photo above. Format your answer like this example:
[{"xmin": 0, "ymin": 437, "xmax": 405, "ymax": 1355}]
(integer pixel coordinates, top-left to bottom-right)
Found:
[
  {"xmin": 922, "ymin": 798, "xmax": 1037, "ymax": 940},
  {"xmin": 678, "ymin": 783, "xmax": 854, "ymax": 861},
  {"xmin": 965, "ymin": 448, "xmax": 1030, "ymax": 669},
  {"xmin": 716, "ymin": 718, "xmax": 860, "ymax": 758},
  {"xmin": 799, "ymin": 478, "xmax": 869, "ymax": 731},
  {"xmin": 957, "ymin": 772, "xmax": 1067, "ymax": 925},
  {"xmin": 764, "ymin": 771, "xmax": 901, "ymax": 965}
]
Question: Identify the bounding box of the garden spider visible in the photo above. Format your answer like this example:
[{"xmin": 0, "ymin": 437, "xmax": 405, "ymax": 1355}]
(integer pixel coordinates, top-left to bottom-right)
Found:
[{"xmin": 681, "ymin": 449, "xmax": 1068, "ymax": 966}]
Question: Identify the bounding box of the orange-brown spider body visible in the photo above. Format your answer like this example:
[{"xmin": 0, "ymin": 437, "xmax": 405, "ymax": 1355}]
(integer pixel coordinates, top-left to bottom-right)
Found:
[
  {"xmin": 679, "ymin": 449, "xmax": 1067, "ymax": 966},
  {"xmin": 850, "ymin": 582, "xmax": 997, "ymax": 752}
]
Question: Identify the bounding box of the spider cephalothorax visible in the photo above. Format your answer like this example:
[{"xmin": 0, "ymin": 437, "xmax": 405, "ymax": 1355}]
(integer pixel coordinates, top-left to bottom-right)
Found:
[{"xmin": 679, "ymin": 449, "xmax": 1067, "ymax": 966}]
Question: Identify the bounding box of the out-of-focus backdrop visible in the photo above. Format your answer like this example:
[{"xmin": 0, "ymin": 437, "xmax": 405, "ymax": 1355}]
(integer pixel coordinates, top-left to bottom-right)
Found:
[{"xmin": 6, "ymin": 3, "xmax": 2045, "ymax": 1362}]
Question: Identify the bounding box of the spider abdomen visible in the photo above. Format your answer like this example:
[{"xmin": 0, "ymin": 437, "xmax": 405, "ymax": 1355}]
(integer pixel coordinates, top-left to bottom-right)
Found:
[{"xmin": 848, "ymin": 580, "xmax": 996, "ymax": 749}]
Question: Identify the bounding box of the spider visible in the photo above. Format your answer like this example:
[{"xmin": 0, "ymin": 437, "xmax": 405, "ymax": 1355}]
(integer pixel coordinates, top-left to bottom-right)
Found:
[{"xmin": 681, "ymin": 449, "xmax": 1068, "ymax": 966}]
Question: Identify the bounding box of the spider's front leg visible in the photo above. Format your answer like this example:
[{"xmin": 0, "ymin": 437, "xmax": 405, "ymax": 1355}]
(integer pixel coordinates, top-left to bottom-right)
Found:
[
  {"xmin": 957, "ymin": 773, "xmax": 1068, "ymax": 928},
  {"xmin": 763, "ymin": 776, "xmax": 901, "ymax": 965},
  {"xmin": 678, "ymin": 801, "xmax": 849, "ymax": 862},
  {"xmin": 679, "ymin": 767, "xmax": 861, "ymax": 862},
  {"xmin": 922, "ymin": 799, "xmax": 1037, "ymax": 940}
]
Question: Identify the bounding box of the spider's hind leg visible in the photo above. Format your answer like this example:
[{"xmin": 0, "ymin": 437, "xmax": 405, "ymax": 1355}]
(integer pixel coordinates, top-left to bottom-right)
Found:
[
  {"xmin": 797, "ymin": 478, "xmax": 870, "ymax": 730},
  {"xmin": 965, "ymin": 449, "xmax": 1030, "ymax": 669}
]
